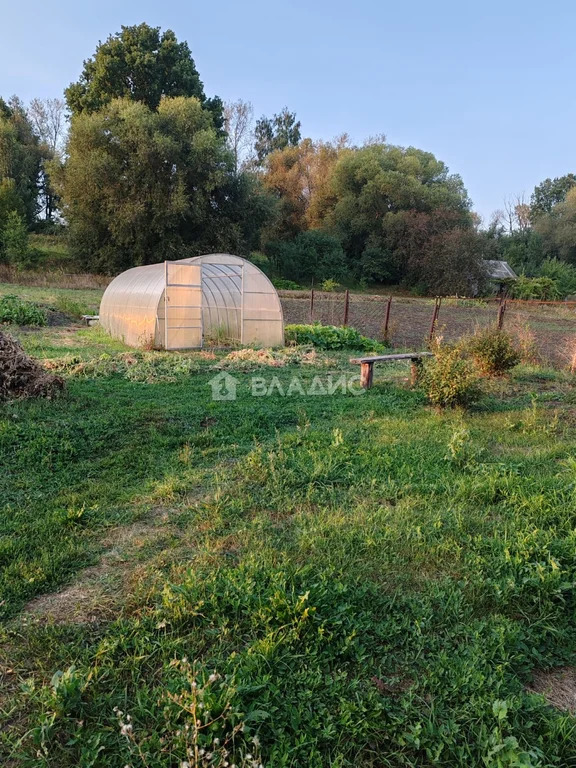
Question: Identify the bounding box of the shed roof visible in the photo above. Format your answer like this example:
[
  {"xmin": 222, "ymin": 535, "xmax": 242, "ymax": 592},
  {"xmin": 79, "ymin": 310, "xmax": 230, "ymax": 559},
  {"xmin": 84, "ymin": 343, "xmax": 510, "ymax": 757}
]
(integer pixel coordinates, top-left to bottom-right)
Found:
[{"xmin": 484, "ymin": 260, "xmax": 517, "ymax": 280}]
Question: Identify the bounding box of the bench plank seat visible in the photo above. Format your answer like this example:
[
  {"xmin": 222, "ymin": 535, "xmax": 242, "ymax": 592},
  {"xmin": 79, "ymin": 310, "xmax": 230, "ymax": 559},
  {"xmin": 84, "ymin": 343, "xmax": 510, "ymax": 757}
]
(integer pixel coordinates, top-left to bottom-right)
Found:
[
  {"xmin": 349, "ymin": 352, "xmax": 433, "ymax": 364},
  {"xmin": 350, "ymin": 351, "xmax": 433, "ymax": 389}
]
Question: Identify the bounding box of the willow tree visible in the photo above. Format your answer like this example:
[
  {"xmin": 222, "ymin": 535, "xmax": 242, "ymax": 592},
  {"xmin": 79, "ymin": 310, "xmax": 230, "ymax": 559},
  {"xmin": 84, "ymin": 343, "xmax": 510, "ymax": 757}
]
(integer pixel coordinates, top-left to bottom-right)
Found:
[{"xmin": 55, "ymin": 97, "xmax": 232, "ymax": 273}]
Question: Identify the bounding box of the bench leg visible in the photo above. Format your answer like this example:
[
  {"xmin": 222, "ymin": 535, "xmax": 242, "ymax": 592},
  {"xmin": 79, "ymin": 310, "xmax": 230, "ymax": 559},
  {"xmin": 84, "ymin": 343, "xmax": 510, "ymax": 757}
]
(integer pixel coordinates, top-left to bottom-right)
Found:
[
  {"xmin": 360, "ymin": 362, "xmax": 374, "ymax": 389},
  {"xmin": 410, "ymin": 358, "xmax": 423, "ymax": 387}
]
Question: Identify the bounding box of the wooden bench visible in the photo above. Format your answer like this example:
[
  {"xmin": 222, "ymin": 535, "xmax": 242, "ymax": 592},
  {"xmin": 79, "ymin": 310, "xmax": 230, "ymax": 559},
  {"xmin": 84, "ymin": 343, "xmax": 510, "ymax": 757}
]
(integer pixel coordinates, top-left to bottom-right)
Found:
[{"xmin": 350, "ymin": 352, "xmax": 434, "ymax": 389}]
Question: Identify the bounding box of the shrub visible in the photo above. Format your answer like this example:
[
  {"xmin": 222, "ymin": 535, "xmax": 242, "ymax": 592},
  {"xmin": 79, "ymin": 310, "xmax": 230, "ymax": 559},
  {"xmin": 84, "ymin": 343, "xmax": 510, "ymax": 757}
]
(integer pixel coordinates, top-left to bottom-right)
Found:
[
  {"xmin": 1, "ymin": 210, "xmax": 28, "ymax": 264},
  {"xmin": 0, "ymin": 295, "xmax": 46, "ymax": 326},
  {"xmin": 285, "ymin": 323, "xmax": 387, "ymax": 351},
  {"xmin": 537, "ymin": 258, "xmax": 576, "ymax": 299},
  {"xmin": 15, "ymin": 247, "xmax": 43, "ymax": 270},
  {"xmin": 421, "ymin": 345, "xmax": 482, "ymax": 408},
  {"xmin": 320, "ymin": 278, "xmax": 341, "ymax": 292},
  {"xmin": 464, "ymin": 328, "xmax": 520, "ymax": 376},
  {"xmin": 272, "ymin": 277, "xmax": 303, "ymax": 290},
  {"xmin": 248, "ymin": 250, "xmax": 271, "ymax": 274},
  {"xmin": 510, "ymin": 275, "xmax": 560, "ymax": 301}
]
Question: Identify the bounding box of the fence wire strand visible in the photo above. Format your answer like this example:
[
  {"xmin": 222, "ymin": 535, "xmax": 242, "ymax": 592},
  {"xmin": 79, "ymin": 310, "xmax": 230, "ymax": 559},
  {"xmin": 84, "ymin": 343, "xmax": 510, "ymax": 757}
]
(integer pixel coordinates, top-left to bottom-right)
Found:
[{"xmin": 278, "ymin": 291, "xmax": 576, "ymax": 368}]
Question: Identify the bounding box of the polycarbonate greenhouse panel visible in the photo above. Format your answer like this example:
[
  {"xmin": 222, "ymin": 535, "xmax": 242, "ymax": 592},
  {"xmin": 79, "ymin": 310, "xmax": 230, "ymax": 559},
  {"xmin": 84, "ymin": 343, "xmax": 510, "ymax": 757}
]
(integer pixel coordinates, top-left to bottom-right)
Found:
[
  {"xmin": 164, "ymin": 262, "xmax": 202, "ymax": 349},
  {"xmin": 99, "ymin": 254, "xmax": 284, "ymax": 349}
]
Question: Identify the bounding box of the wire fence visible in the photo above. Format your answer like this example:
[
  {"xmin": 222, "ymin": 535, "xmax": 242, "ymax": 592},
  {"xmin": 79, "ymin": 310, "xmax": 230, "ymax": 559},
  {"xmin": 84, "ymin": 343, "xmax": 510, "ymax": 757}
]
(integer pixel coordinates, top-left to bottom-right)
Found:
[{"xmin": 278, "ymin": 290, "xmax": 576, "ymax": 368}]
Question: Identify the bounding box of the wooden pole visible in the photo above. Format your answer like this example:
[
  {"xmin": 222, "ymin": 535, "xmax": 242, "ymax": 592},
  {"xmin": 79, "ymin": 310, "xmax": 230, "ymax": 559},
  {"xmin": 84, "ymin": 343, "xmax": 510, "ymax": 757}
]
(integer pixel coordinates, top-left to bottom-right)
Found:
[
  {"xmin": 428, "ymin": 297, "xmax": 442, "ymax": 342},
  {"xmin": 497, "ymin": 297, "xmax": 507, "ymax": 330},
  {"xmin": 310, "ymin": 289, "xmax": 315, "ymax": 323},
  {"xmin": 383, "ymin": 295, "xmax": 392, "ymax": 341},
  {"xmin": 343, "ymin": 289, "xmax": 350, "ymax": 326}
]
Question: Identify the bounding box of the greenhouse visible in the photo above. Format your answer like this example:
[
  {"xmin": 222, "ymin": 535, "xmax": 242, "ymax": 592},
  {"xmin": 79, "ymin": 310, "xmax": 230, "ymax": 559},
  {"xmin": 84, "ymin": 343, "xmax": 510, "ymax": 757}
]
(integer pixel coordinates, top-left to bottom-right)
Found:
[{"xmin": 99, "ymin": 254, "xmax": 284, "ymax": 349}]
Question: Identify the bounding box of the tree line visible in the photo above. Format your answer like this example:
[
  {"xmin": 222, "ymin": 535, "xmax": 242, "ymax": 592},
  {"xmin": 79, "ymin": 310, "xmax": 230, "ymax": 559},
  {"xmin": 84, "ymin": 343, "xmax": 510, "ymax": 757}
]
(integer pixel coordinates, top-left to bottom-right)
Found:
[{"xmin": 1, "ymin": 22, "xmax": 576, "ymax": 297}]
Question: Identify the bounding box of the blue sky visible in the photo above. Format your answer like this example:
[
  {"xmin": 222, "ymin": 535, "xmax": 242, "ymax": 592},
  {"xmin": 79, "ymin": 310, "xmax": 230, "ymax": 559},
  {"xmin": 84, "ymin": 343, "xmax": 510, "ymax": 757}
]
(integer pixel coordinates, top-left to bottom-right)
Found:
[{"xmin": 1, "ymin": 0, "xmax": 574, "ymax": 222}]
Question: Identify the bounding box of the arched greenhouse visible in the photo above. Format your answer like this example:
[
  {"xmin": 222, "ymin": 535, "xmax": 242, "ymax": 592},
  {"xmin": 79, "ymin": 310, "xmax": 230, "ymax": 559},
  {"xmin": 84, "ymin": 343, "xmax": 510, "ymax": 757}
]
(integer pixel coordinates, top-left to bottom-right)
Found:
[{"xmin": 99, "ymin": 254, "xmax": 284, "ymax": 349}]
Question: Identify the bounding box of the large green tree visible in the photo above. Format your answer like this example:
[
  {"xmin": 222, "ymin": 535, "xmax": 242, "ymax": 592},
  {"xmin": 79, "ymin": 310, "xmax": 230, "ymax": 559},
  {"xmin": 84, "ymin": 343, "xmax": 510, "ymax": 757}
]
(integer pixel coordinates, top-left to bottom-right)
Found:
[
  {"xmin": 533, "ymin": 187, "xmax": 576, "ymax": 264},
  {"xmin": 55, "ymin": 97, "xmax": 237, "ymax": 273},
  {"xmin": 260, "ymin": 138, "xmax": 343, "ymax": 241},
  {"xmin": 254, "ymin": 108, "xmax": 301, "ymax": 164},
  {"xmin": 530, "ymin": 174, "xmax": 576, "ymax": 218},
  {"xmin": 65, "ymin": 24, "xmax": 223, "ymax": 129},
  {"xmin": 0, "ymin": 96, "xmax": 43, "ymax": 226},
  {"xmin": 321, "ymin": 143, "xmax": 473, "ymax": 284}
]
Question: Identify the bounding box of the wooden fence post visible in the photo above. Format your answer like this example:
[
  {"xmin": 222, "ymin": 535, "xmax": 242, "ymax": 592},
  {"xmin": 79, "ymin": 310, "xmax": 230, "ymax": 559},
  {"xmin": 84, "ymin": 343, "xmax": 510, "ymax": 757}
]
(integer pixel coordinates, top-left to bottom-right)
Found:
[
  {"xmin": 343, "ymin": 289, "xmax": 350, "ymax": 326},
  {"xmin": 309, "ymin": 289, "xmax": 315, "ymax": 323},
  {"xmin": 383, "ymin": 296, "xmax": 392, "ymax": 341},
  {"xmin": 428, "ymin": 297, "xmax": 442, "ymax": 342},
  {"xmin": 497, "ymin": 297, "xmax": 507, "ymax": 330}
]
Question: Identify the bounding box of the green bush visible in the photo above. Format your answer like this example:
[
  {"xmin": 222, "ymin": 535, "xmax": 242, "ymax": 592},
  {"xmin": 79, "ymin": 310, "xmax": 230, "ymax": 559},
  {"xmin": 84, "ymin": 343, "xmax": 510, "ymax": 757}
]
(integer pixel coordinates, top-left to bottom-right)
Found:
[
  {"xmin": 1, "ymin": 210, "xmax": 28, "ymax": 264},
  {"xmin": 510, "ymin": 275, "xmax": 560, "ymax": 301},
  {"xmin": 421, "ymin": 345, "xmax": 482, "ymax": 408},
  {"xmin": 272, "ymin": 278, "xmax": 303, "ymax": 290},
  {"xmin": 464, "ymin": 328, "xmax": 520, "ymax": 376},
  {"xmin": 285, "ymin": 323, "xmax": 387, "ymax": 351},
  {"xmin": 0, "ymin": 295, "xmax": 46, "ymax": 326},
  {"xmin": 320, "ymin": 278, "xmax": 341, "ymax": 292},
  {"xmin": 537, "ymin": 258, "xmax": 576, "ymax": 298}
]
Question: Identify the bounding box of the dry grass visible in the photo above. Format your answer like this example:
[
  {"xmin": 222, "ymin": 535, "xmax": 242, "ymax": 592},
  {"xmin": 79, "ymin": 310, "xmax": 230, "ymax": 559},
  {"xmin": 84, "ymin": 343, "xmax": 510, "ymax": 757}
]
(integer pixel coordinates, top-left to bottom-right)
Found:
[
  {"xmin": 528, "ymin": 668, "xmax": 576, "ymax": 713},
  {"xmin": 0, "ymin": 265, "xmax": 110, "ymax": 291}
]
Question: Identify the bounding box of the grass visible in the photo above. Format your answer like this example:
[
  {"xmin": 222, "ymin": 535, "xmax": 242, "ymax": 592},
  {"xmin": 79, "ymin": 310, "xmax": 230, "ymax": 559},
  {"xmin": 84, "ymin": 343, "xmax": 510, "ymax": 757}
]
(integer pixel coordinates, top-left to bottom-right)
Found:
[
  {"xmin": 28, "ymin": 234, "xmax": 70, "ymax": 265},
  {"xmin": 0, "ymin": 282, "xmax": 104, "ymax": 315},
  {"xmin": 1, "ymin": 299, "xmax": 576, "ymax": 766}
]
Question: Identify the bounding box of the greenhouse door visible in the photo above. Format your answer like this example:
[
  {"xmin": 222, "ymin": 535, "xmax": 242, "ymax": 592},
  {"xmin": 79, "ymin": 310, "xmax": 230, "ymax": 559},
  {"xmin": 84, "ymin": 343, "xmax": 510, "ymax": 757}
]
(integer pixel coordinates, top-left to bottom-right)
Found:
[{"xmin": 164, "ymin": 262, "xmax": 203, "ymax": 349}]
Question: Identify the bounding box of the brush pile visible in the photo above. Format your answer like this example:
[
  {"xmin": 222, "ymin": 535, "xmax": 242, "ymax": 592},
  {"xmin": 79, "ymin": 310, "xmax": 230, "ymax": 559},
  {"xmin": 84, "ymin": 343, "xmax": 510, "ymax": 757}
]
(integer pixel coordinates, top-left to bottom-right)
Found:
[{"xmin": 0, "ymin": 330, "xmax": 64, "ymax": 400}]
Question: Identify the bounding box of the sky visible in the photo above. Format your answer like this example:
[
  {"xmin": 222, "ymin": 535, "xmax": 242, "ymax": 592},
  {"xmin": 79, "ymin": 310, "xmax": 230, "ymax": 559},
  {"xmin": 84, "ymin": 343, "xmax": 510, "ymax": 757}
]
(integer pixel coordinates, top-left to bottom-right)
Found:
[{"xmin": 1, "ymin": 0, "xmax": 574, "ymax": 223}]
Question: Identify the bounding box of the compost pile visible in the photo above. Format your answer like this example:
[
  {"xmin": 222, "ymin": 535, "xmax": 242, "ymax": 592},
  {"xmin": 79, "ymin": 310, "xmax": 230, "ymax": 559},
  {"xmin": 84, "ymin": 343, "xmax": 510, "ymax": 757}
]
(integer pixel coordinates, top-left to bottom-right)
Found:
[{"xmin": 0, "ymin": 330, "xmax": 64, "ymax": 400}]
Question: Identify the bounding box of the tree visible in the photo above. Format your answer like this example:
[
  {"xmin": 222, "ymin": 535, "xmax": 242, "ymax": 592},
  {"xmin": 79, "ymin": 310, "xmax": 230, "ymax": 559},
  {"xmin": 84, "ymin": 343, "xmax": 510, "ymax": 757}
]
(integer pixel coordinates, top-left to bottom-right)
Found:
[
  {"xmin": 261, "ymin": 138, "xmax": 343, "ymax": 241},
  {"xmin": 55, "ymin": 96, "xmax": 234, "ymax": 274},
  {"xmin": 533, "ymin": 186, "xmax": 576, "ymax": 264},
  {"xmin": 65, "ymin": 23, "xmax": 223, "ymax": 129},
  {"xmin": 322, "ymin": 142, "xmax": 472, "ymax": 283},
  {"xmin": 499, "ymin": 194, "xmax": 531, "ymax": 235},
  {"xmin": 223, "ymin": 99, "xmax": 254, "ymax": 172},
  {"xmin": 27, "ymin": 98, "xmax": 67, "ymax": 155},
  {"xmin": 530, "ymin": 174, "xmax": 576, "ymax": 218},
  {"xmin": 404, "ymin": 218, "xmax": 487, "ymax": 295},
  {"xmin": 1, "ymin": 209, "xmax": 28, "ymax": 264},
  {"xmin": 254, "ymin": 108, "xmax": 301, "ymax": 163},
  {"xmin": 0, "ymin": 96, "xmax": 43, "ymax": 225},
  {"xmin": 27, "ymin": 98, "xmax": 67, "ymax": 220},
  {"xmin": 0, "ymin": 178, "xmax": 25, "ymax": 224},
  {"xmin": 266, "ymin": 230, "xmax": 347, "ymax": 284}
]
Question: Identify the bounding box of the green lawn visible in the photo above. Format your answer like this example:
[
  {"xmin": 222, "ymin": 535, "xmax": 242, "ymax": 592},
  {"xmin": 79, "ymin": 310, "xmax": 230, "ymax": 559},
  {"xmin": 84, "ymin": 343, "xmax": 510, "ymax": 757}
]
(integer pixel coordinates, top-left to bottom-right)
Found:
[
  {"xmin": 1, "ymin": 316, "xmax": 576, "ymax": 767},
  {"xmin": 0, "ymin": 282, "xmax": 104, "ymax": 315}
]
